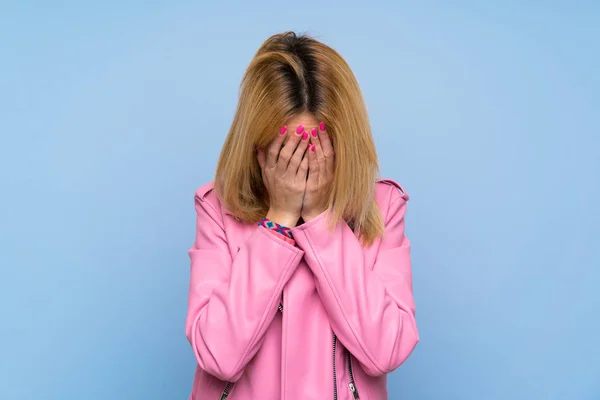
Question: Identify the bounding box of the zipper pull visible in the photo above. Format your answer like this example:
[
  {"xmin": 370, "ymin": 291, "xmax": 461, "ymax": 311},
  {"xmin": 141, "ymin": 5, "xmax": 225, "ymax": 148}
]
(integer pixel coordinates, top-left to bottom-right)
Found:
[{"xmin": 348, "ymin": 382, "xmax": 360, "ymax": 399}]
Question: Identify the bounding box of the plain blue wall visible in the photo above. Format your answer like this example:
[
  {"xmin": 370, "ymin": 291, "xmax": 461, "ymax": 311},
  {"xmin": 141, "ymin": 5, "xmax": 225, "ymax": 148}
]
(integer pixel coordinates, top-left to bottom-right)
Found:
[{"xmin": 1, "ymin": 1, "xmax": 599, "ymax": 399}]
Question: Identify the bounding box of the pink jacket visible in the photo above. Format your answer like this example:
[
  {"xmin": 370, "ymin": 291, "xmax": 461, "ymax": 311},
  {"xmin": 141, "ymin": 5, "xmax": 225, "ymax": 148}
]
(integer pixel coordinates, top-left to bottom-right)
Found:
[{"xmin": 186, "ymin": 178, "xmax": 418, "ymax": 400}]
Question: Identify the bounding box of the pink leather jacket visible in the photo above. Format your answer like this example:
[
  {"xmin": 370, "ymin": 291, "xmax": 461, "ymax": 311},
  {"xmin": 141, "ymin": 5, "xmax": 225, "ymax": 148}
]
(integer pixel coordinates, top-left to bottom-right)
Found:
[{"xmin": 186, "ymin": 178, "xmax": 418, "ymax": 400}]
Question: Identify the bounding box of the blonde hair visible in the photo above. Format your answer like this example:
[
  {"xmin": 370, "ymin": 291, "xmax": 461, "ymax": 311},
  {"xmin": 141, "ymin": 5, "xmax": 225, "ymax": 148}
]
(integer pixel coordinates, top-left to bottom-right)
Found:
[{"xmin": 214, "ymin": 31, "xmax": 383, "ymax": 245}]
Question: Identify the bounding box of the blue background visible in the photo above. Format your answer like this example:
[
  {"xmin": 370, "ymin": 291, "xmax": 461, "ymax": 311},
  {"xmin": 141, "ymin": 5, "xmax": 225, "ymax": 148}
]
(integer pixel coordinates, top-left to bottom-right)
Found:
[{"xmin": 1, "ymin": 1, "xmax": 598, "ymax": 399}]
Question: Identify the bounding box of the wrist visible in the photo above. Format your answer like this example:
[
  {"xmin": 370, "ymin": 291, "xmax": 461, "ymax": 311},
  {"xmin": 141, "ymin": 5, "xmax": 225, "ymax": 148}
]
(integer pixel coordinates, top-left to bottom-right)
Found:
[
  {"xmin": 302, "ymin": 208, "xmax": 326, "ymax": 222},
  {"xmin": 302, "ymin": 213, "xmax": 318, "ymax": 222},
  {"xmin": 266, "ymin": 210, "xmax": 298, "ymax": 228}
]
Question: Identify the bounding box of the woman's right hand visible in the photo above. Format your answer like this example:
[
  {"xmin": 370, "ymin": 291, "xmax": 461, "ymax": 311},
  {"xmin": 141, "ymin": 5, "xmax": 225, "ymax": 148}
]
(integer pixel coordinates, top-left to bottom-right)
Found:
[{"xmin": 257, "ymin": 124, "xmax": 311, "ymax": 228}]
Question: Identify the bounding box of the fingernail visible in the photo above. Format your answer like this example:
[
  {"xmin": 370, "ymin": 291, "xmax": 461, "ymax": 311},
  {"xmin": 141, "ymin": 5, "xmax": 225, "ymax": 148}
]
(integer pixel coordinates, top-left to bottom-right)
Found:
[
  {"xmin": 310, "ymin": 144, "xmax": 316, "ymax": 151},
  {"xmin": 280, "ymin": 125, "xmax": 287, "ymax": 134},
  {"xmin": 302, "ymin": 131, "xmax": 309, "ymax": 140},
  {"xmin": 319, "ymin": 122, "xmax": 326, "ymax": 131},
  {"xmin": 311, "ymin": 128, "xmax": 317, "ymax": 137},
  {"xmin": 296, "ymin": 124, "xmax": 304, "ymax": 134}
]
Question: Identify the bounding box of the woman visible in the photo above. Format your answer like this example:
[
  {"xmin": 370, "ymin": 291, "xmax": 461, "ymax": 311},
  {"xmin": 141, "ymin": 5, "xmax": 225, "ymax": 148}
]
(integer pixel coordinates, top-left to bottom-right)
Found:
[{"xmin": 186, "ymin": 31, "xmax": 418, "ymax": 400}]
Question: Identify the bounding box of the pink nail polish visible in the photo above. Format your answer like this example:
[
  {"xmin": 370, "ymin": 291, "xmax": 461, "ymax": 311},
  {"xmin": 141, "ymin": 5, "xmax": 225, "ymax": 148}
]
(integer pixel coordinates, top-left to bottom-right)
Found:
[
  {"xmin": 296, "ymin": 124, "xmax": 304, "ymax": 134},
  {"xmin": 310, "ymin": 144, "xmax": 316, "ymax": 151},
  {"xmin": 311, "ymin": 128, "xmax": 317, "ymax": 137},
  {"xmin": 302, "ymin": 131, "xmax": 309, "ymax": 140},
  {"xmin": 280, "ymin": 125, "xmax": 287, "ymax": 134},
  {"xmin": 319, "ymin": 122, "xmax": 326, "ymax": 131}
]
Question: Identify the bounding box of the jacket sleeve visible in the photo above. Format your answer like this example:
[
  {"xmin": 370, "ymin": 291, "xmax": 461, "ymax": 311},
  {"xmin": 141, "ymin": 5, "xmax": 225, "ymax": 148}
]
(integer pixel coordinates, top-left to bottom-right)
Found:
[
  {"xmin": 290, "ymin": 190, "xmax": 418, "ymax": 377},
  {"xmin": 185, "ymin": 192, "xmax": 305, "ymax": 382}
]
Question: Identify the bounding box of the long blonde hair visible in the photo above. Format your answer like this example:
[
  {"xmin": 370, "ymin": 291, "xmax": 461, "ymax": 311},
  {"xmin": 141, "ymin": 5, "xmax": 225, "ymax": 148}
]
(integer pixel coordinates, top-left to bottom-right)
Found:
[{"xmin": 214, "ymin": 31, "xmax": 383, "ymax": 245}]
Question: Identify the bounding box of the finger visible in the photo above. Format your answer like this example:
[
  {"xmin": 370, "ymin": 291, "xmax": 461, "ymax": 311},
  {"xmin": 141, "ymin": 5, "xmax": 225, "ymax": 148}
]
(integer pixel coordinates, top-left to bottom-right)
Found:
[
  {"xmin": 307, "ymin": 136, "xmax": 319, "ymax": 185},
  {"xmin": 297, "ymin": 150, "xmax": 309, "ymax": 181},
  {"xmin": 311, "ymin": 127, "xmax": 326, "ymax": 175},
  {"xmin": 318, "ymin": 121, "xmax": 335, "ymax": 174},
  {"xmin": 287, "ymin": 126, "xmax": 310, "ymax": 174},
  {"xmin": 277, "ymin": 124, "xmax": 305, "ymax": 173},
  {"xmin": 266, "ymin": 125, "xmax": 289, "ymax": 168}
]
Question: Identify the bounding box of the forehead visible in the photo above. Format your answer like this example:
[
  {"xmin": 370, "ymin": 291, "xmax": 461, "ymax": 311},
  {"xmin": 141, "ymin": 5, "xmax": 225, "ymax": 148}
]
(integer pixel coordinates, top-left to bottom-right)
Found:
[{"xmin": 284, "ymin": 112, "xmax": 319, "ymax": 129}]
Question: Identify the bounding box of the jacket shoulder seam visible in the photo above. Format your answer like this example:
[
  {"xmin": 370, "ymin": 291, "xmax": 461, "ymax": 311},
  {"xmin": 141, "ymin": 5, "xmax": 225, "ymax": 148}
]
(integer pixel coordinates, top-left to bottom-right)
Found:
[
  {"xmin": 194, "ymin": 181, "xmax": 215, "ymax": 202},
  {"xmin": 376, "ymin": 177, "xmax": 410, "ymax": 201},
  {"xmin": 194, "ymin": 181, "xmax": 224, "ymax": 222}
]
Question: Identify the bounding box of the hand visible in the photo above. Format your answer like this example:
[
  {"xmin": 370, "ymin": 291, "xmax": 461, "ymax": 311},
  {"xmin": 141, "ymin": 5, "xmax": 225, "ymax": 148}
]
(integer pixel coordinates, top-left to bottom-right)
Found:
[
  {"xmin": 257, "ymin": 125, "xmax": 310, "ymax": 228},
  {"xmin": 302, "ymin": 122, "xmax": 334, "ymax": 222}
]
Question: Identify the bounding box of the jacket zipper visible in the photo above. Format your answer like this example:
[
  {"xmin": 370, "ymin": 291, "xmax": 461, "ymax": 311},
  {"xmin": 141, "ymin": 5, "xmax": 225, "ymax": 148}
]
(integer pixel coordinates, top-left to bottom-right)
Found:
[
  {"xmin": 219, "ymin": 382, "xmax": 234, "ymax": 400},
  {"xmin": 333, "ymin": 334, "xmax": 361, "ymax": 400},
  {"xmin": 219, "ymin": 302, "xmax": 284, "ymax": 399},
  {"xmin": 346, "ymin": 348, "xmax": 360, "ymax": 399},
  {"xmin": 333, "ymin": 334, "xmax": 338, "ymax": 400}
]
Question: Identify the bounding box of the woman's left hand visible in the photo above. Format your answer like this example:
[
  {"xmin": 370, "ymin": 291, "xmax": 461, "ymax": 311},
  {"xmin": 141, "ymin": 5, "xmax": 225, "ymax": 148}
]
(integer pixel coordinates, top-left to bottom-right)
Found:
[{"xmin": 302, "ymin": 122, "xmax": 335, "ymax": 222}]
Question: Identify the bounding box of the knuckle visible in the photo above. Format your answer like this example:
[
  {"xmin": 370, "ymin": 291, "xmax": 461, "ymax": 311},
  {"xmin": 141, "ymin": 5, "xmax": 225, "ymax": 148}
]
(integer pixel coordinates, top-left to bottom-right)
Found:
[
  {"xmin": 268, "ymin": 148, "xmax": 279, "ymax": 157},
  {"xmin": 286, "ymin": 136, "xmax": 300, "ymax": 146},
  {"xmin": 279, "ymin": 150, "xmax": 291, "ymax": 161}
]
